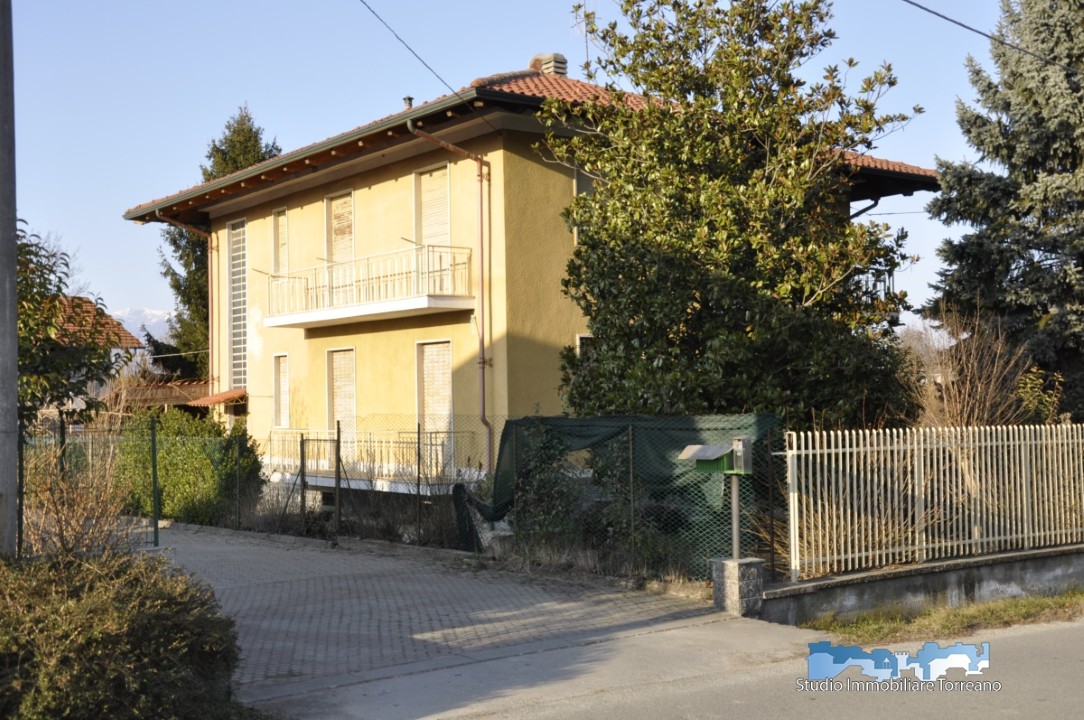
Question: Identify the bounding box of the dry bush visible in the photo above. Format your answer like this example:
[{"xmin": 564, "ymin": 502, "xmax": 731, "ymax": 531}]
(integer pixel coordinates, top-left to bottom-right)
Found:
[
  {"xmin": 20, "ymin": 426, "xmax": 137, "ymax": 558},
  {"xmin": 900, "ymin": 308, "xmax": 1063, "ymax": 428}
]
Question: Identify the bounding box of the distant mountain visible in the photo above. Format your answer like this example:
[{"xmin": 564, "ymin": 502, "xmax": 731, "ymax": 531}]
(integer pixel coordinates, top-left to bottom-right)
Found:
[{"xmin": 111, "ymin": 307, "xmax": 173, "ymax": 343}]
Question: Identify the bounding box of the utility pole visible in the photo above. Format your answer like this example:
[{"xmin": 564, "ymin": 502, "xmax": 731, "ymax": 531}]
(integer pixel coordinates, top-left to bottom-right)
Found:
[{"xmin": 0, "ymin": 0, "xmax": 18, "ymax": 559}]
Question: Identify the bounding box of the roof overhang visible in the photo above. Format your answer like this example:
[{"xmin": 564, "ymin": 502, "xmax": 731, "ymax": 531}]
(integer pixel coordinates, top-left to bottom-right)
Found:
[
  {"xmin": 125, "ymin": 80, "xmax": 938, "ymax": 228},
  {"xmin": 188, "ymin": 388, "xmax": 248, "ymax": 407},
  {"xmin": 123, "ymin": 87, "xmax": 540, "ymax": 227}
]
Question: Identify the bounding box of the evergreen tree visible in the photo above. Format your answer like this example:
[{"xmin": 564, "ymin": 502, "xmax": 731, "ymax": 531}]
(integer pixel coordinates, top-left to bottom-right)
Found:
[
  {"xmin": 543, "ymin": 0, "xmax": 921, "ymax": 429},
  {"xmin": 156, "ymin": 105, "xmax": 280, "ymax": 378},
  {"xmin": 928, "ymin": 0, "xmax": 1084, "ymax": 418}
]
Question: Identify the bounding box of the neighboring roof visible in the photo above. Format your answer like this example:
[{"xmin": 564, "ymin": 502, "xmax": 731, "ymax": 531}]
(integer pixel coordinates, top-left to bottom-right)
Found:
[
  {"xmin": 59, "ymin": 296, "xmax": 143, "ymax": 350},
  {"xmin": 106, "ymin": 379, "xmax": 209, "ymax": 408},
  {"xmin": 187, "ymin": 388, "xmax": 248, "ymax": 407},
  {"xmin": 125, "ymin": 55, "xmax": 937, "ymax": 225}
]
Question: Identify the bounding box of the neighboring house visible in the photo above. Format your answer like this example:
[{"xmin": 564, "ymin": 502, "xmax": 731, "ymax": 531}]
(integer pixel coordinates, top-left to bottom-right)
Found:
[
  {"xmin": 55, "ymin": 296, "xmax": 144, "ymax": 414},
  {"xmin": 124, "ymin": 52, "xmax": 937, "ymax": 486}
]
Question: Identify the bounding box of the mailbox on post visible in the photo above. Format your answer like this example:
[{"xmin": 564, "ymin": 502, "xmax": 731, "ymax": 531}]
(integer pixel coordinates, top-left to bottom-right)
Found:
[{"xmin": 680, "ymin": 437, "xmax": 754, "ymax": 560}]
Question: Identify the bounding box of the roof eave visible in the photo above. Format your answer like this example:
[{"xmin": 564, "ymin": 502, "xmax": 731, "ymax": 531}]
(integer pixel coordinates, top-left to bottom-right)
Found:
[{"xmin": 123, "ymin": 88, "xmax": 492, "ymax": 225}]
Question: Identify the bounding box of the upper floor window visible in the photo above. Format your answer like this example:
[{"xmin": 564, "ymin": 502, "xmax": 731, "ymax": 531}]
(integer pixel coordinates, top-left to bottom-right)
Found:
[
  {"xmin": 416, "ymin": 165, "xmax": 449, "ymax": 246},
  {"xmin": 272, "ymin": 208, "xmax": 288, "ymax": 274},
  {"xmin": 326, "ymin": 192, "xmax": 354, "ymax": 263}
]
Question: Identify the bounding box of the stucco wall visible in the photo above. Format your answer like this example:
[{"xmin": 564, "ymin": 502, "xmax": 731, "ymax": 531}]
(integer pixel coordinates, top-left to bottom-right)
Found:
[{"xmin": 207, "ymin": 129, "xmax": 583, "ymax": 443}]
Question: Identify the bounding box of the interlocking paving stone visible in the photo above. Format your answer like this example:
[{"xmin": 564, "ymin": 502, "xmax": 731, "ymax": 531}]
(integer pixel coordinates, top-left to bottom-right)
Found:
[{"xmin": 159, "ymin": 526, "xmax": 715, "ymax": 700}]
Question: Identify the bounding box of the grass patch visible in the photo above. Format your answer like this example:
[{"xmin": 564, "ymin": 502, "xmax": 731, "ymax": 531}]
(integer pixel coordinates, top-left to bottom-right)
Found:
[{"xmin": 803, "ymin": 589, "xmax": 1084, "ymax": 645}]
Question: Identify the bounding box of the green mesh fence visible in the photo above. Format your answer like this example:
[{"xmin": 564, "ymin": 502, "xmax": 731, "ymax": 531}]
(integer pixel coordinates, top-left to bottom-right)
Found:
[{"xmin": 485, "ymin": 415, "xmax": 783, "ymax": 579}]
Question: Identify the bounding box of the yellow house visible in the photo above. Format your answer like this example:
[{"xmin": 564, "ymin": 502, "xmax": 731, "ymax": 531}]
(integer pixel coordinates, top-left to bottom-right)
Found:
[{"xmin": 124, "ymin": 53, "xmax": 937, "ymax": 488}]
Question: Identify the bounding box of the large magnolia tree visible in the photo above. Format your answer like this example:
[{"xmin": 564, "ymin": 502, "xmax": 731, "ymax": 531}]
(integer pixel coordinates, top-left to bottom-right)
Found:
[
  {"xmin": 928, "ymin": 0, "xmax": 1084, "ymax": 419},
  {"xmin": 543, "ymin": 0, "xmax": 922, "ymax": 429}
]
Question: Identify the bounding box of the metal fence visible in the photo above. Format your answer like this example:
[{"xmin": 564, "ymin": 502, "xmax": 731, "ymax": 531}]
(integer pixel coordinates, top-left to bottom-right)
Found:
[
  {"xmin": 784, "ymin": 424, "xmax": 1084, "ymax": 581},
  {"xmin": 264, "ymin": 415, "xmax": 503, "ymax": 546}
]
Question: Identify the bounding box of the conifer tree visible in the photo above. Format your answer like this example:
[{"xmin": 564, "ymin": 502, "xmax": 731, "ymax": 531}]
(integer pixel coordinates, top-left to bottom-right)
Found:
[
  {"xmin": 929, "ymin": 0, "xmax": 1084, "ymax": 418},
  {"xmin": 156, "ymin": 105, "xmax": 280, "ymax": 378}
]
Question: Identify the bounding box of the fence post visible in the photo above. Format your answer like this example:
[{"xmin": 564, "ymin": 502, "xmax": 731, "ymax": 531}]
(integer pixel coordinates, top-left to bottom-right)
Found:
[
  {"xmin": 150, "ymin": 414, "xmax": 159, "ymax": 548},
  {"xmin": 767, "ymin": 428, "xmax": 776, "ymax": 576},
  {"xmin": 335, "ymin": 421, "xmax": 342, "ymax": 537},
  {"xmin": 628, "ymin": 424, "xmax": 635, "ymax": 573},
  {"xmin": 786, "ymin": 432, "xmax": 799, "ymax": 583},
  {"xmin": 57, "ymin": 415, "xmax": 66, "ymax": 478},
  {"xmin": 731, "ymin": 473, "xmax": 741, "ymax": 561},
  {"xmin": 416, "ymin": 422, "xmax": 423, "ymax": 544},
  {"xmin": 299, "ymin": 435, "xmax": 307, "ymax": 529},
  {"xmin": 1023, "ymin": 425, "xmax": 1033, "ymax": 549},
  {"xmin": 234, "ymin": 433, "xmax": 241, "ymax": 530}
]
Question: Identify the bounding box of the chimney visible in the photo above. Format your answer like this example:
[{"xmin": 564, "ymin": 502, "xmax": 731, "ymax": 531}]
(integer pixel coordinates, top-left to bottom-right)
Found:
[
  {"xmin": 529, "ymin": 53, "xmax": 568, "ymax": 76},
  {"xmin": 403, "ymin": 96, "xmax": 414, "ymax": 109}
]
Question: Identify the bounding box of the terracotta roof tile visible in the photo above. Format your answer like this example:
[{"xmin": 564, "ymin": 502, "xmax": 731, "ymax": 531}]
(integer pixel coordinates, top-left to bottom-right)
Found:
[
  {"xmin": 126, "ymin": 62, "xmax": 935, "ymax": 220},
  {"xmin": 841, "ymin": 150, "xmax": 938, "ymax": 179},
  {"xmin": 58, "ymin": 297, "xmax": 143, "ymax": 350}
]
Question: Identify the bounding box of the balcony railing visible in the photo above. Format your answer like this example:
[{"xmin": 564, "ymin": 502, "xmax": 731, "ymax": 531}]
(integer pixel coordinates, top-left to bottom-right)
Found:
[
  {"xmin": 266, "ymin": 245, "xmax": 473, "ymax": 327},
  {"xmin": 266, "ymin": 426, "xmax": 486, "ymax": 494}
]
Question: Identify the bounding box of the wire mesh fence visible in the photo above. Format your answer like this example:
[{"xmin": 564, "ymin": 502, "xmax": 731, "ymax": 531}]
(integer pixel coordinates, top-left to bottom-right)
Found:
[
  {"xmin": 18, "ymin": 413, "xmax": 266, "ymax": 557},
  {"xmin": 470, "ymin": 415, "xmax": 784, "ymax": 580},
  {"xmin": 19, "ymin": 412, "xmax": 790, "ymax": 583}
]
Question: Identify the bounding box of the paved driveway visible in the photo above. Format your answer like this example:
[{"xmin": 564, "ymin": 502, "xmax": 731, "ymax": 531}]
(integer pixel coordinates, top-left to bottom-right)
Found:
[{"xmin": 159, "ymin": 525, "xmax": 822, "ymax": 719}]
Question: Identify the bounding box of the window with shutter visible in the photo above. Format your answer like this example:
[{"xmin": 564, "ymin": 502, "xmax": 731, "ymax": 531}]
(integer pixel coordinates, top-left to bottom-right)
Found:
[
  {"xmin": 273, "ymin": 355, "xmax": 289, "ymax": 428},
  {"xmin": 228, "ymin": 220, "xmax": 247, "ymax": 389},
  {"xmin": 326, "ymin": 193, "xmax": 354, "ymax": 306},
  {"xmin": 417, "ymin": 166, "xmax": 449, "ymax": 247},
  {"xmin": 418, "ymin": 341, "xmax": 452, "ymax": 433},
  {"xmin": 328, "ymin": 349, "xmax": 355, "ymax": 434},
  {"xmin": 272, "ymin": 208, "xmax": 288, "ymax": 274}
]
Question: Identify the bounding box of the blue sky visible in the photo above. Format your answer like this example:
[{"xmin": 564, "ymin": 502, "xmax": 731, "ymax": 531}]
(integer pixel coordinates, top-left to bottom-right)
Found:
[{"xmin": 12, "ymin": 0, "xmax": 1001, "ymax": 334}]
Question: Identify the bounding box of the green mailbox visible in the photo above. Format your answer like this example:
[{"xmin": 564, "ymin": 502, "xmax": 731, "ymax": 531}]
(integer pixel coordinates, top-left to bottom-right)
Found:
[{"xmin": 678, "ymin": 437, "xmax": 753, "ymax": 475}]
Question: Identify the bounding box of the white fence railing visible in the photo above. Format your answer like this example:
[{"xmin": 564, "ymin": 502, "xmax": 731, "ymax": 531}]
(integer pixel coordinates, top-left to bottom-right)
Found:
[
  {"xmin": 785, "ymin": 424, "xmax": 1084, "ymax": 581},
  {"xmin": 267, "ymin": 245, "xmax": 472, "ymax": 317},
  {"xmin": 266, "ymin": 426, "xmax": 485, "ymax": 492}
]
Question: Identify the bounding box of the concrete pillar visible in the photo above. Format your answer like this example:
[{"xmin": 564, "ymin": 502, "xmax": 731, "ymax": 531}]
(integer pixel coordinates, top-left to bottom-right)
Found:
[{"xmin": 711, "ymin": 557, "xmax": 764, "ymax": 616}]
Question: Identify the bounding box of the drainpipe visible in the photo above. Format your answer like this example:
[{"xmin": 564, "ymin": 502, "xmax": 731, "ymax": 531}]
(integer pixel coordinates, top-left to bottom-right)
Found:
[
  {"xmin": 405, "ymin": 119, "xmax": 493, "ymax": 472},
  {"xmin": 156, "ymin": 210, "xmax": 214, "ymax": 390},
  {"xmin": 849, "ymin": 197, "xmax": 880, "ymax": 220}
]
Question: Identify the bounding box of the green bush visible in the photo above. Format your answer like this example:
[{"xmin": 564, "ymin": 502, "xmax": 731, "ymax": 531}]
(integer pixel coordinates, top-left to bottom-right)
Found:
[
  {"xmin": 0, "ymin": 553, "xmax": 239, "ymax": 719},
  {"xmin": 116, "ymin": 410, "xmax": 266, "ymax": 525}
]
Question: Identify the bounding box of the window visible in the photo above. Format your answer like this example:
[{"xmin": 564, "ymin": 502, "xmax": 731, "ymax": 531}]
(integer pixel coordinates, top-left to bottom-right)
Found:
[
  {"xmin": 576, "ymin": 334, "xmax": 596, "ymax": 358},
  {"xmin": 326, "ymin": 193, "xmax": 354, "ymax": 306},
  {"xmin": 228, "ymin": 220, "xmax": 247, "ymax": 389},
  {"xmin": 416, "ymin": 165, "xmax": 449, "ymax": 247},
  {"xmin": 273, "ymin": 354, "xmax": 289, "ymax": 428},
  {"xmin": 327, "ymin": 348, "xmax": 355, "ymax": 434},
  {"xmin": 272, "ymin": 208, "xmax": 288, "ymax": 274},
  {"xmin": 326, "ymin": 192, "xmax": 353, "ymax": 262},
  {"xmin": 572, "ymin": 167, "xmax": 594, "ymax": 245},
  {"xmin": 417, "ymin": 341, "xmax": 452, "ymax": 433}
]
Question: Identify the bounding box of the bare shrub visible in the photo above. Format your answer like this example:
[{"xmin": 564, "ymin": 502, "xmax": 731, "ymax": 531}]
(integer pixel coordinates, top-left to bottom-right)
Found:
[
  {"xmin": 900, "ymin": 308, "xmax": 1063, "ymax": 428},
  {"xmin": 21, "ymin": 428, "xmax": 135, "ymax": 557}
]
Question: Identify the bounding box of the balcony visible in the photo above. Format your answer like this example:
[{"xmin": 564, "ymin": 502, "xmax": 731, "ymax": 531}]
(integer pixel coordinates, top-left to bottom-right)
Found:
[{"xmin": 266, "ymin": 245, "xmax": 474, "ymax": 328}]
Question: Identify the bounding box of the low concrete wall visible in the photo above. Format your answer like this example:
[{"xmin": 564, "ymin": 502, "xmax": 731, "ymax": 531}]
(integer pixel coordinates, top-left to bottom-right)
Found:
[{"xmin": 759, "ymin": 544, "xmax": 1084, "ymax": 626}]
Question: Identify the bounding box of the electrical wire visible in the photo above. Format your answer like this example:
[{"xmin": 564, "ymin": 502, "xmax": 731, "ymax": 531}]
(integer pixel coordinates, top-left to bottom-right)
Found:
[
  {"xmin": 898, "ymin": 0, "xmax": 1079, "ymax": 76},
  {"xmin": 356, "ymin": 0, "xmax": 500, "ymax": 133}
]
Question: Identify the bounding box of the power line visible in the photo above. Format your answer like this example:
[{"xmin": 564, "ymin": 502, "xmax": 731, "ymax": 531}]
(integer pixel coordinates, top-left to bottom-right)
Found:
[
  {"xmin": 356, "ymin": 0, "xmax": 499, "ymax": 133},
  {"xmin": 898, "ymin": 0, "xmax": 1078, "ymax": 76}
]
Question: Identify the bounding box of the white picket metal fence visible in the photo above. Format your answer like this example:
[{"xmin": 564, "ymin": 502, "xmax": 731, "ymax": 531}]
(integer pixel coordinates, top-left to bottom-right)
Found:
[{"xmin": 785, "ymin": 424, "xmax": 1084, "ymax": 581}]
